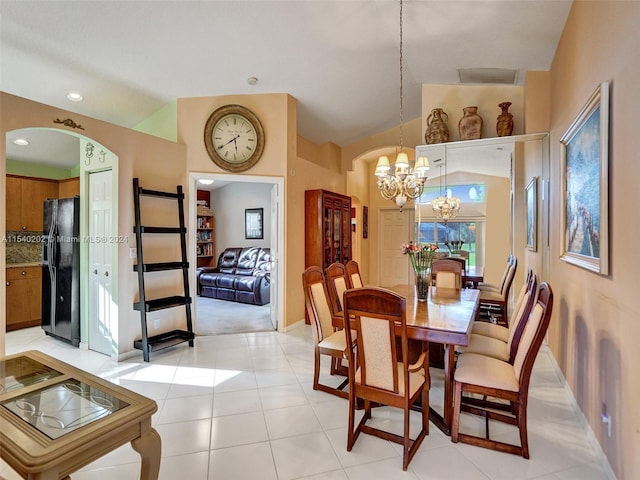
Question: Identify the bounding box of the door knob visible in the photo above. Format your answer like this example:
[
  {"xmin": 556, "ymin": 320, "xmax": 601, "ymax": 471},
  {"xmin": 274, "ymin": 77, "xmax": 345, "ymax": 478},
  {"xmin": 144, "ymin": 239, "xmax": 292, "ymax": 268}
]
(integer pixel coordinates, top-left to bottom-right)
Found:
[{"xmin": 6, "ymin": 281, "xmax": 10, "ymax": 286}]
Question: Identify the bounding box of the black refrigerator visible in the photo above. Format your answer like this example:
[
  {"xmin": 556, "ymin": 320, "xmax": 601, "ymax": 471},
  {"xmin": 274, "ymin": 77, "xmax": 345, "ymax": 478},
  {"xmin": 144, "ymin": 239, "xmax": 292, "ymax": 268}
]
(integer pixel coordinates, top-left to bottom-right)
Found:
[{"xmin": 42, "ymin": 196, "xmax": 80, "ymax": 346}]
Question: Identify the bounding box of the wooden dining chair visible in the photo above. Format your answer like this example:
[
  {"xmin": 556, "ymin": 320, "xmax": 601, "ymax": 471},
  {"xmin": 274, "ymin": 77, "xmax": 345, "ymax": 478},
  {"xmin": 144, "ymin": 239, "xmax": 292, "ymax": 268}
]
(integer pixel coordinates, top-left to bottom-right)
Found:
[
  {"xmin": 472, "ymin": 269, "xmax": 535, "ymax": 341},
  {"xmin": 343, "ymin": 287, "xmax": 429, "ymax": 471},
  {"xmin": 302, "ymin": 266, "xmax": 351, "ymax": 399},
  {"xmin": 477, "ymin": 255, "xmax": 517, "ymax": 326},
  {"xmin": 477, "ymin": 254, "xmax": 513, "ymax": 292},
  {"xmin": 462, "ymin": 272, "xmax": 537, "ymax": 363},
  {"xmin": 451, "ymin": 282, "xmax": 554, "ymax": 458},
  {"xmin": 431, "ymin": 258, "xmax": 463, "ymax": 289},
  {"xmin": 326, "ymin": 262, "xmax": 351, "ymax": 313},
  {"xmin": 345, "ymin": 260, "xmax": 364, "ymax": 288}
]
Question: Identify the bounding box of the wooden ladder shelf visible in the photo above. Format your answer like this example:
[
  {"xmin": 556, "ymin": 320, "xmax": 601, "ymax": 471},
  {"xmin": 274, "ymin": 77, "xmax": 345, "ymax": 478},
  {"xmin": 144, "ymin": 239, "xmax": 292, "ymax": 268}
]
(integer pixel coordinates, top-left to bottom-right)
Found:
[{"xmin": 132, "ymin": 177, "xmax": 194, "ymax": 361}]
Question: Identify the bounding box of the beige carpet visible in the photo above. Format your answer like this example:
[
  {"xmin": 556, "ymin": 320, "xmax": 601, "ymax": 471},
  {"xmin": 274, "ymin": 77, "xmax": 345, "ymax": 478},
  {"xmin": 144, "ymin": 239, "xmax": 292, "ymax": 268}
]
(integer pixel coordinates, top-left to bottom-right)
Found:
[{"xmin": 194, "ymin": 295, "xmax": 273, "ymax": 335}]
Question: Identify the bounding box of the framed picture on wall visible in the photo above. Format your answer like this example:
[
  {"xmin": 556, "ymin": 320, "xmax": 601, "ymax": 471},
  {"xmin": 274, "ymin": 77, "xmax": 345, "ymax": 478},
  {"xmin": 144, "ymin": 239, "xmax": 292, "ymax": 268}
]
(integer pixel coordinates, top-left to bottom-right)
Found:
[
  {"xmin": 362, "ymin": 206, "xmax": 369, "ymax": 239},
  {"xmin": 525, "ymin": 177, "xmax": 537, "ymax": 251},
  {"xmin": 245, "ymin": 208, "xmax": 264, "ymax": 239},
  {"xmin": 560, "ymin": 81, "xmax": 609, "ymax": 274}
]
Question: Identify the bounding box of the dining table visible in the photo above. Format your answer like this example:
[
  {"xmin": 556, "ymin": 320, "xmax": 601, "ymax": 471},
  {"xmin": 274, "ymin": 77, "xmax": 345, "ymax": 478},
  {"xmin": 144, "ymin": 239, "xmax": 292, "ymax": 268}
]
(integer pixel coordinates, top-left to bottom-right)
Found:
[
  {"xmin": 334, "ymin": 285, "xmax": 480, "ymax": 436},
  {"xmin": 461, "ymin": 265, "xmax": 484, "ymax": 288}
]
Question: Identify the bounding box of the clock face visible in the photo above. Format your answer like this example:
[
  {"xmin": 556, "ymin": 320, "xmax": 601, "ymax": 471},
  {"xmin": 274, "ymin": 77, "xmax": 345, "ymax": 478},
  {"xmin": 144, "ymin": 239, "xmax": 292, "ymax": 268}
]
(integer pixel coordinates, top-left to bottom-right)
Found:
[{"xmin": 204, "ymin": 105, "xmax": 265, "ymax": 172}]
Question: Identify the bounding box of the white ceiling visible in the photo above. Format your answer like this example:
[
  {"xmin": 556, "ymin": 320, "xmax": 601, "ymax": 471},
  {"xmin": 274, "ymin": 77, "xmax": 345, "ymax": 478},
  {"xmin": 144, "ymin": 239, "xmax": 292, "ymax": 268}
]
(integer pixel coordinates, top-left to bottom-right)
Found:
[{"xmin": 1, "ymin": 0, "xmax": 572, "ymax": 167}]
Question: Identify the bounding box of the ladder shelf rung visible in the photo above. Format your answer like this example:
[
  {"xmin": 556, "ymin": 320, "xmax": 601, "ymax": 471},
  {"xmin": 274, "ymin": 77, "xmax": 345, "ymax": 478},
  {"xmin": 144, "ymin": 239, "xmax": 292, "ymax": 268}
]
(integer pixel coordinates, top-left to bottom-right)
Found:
[
  {"xmin": 137, "ymin": 187, "xmax": 184, "ymax": 200},
  {"xmin": 134, "ymin": 330, "xmax": 195, "ymax": 353},
  {"xmin": 133, "ymin": 226, "xmax": 186, "ymax": 234},
  {"xmin": 133, "ymin": 262, "xmax": 189, "ymax": 272},
  {"xmin": 134, "ymin": 295, "xmax": 191, "ymax": 312}
]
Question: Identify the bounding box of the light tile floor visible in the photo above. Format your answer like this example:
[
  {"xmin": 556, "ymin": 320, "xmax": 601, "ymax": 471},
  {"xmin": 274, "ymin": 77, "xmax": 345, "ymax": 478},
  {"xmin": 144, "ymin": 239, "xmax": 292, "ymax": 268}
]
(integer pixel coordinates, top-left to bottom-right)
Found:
[{"xmin": 1, "ymin": 326, "xmax": 612, "ymax": 480}]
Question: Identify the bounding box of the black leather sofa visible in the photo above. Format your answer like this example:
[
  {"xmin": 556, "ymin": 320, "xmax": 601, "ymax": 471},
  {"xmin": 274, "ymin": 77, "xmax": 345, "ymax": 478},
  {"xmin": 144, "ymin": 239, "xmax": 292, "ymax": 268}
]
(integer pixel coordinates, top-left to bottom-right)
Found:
[{"xmin": 197, "ymin": 247, "xmax": 271, "ymax": 305}]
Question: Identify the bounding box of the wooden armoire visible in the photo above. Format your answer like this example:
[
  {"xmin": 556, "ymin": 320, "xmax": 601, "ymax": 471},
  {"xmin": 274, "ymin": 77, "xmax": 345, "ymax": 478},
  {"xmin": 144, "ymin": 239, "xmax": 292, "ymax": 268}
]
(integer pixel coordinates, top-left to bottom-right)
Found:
[{"xmin": 304, "ymin": 189, "xmax": 352, "ymax": 271}]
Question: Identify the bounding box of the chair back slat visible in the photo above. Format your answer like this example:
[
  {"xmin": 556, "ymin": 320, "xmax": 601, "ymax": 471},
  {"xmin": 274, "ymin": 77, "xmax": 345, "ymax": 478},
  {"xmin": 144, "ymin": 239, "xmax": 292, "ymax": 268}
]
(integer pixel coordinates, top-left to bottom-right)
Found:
[
  {"xmin": 302, "ymin": 266, "xmax": 335, "ymax": 343},
  {"xmin": 346, "ymin": 260, "xmax": 364, "ymax": 288},
  {"xmin": 326, "ymin": 262, "xmax": 350, "ymax": 314},
  {"xmin": 435, "ymin": 271, "xmax": 459, "ymax": 289},
  {"xmin": 360, "ymin": 315, "xmax": 397, "ymax": 391},
  {"xmin": 513, "ymin": 283, "xmax": 553, "ymax": 383}
]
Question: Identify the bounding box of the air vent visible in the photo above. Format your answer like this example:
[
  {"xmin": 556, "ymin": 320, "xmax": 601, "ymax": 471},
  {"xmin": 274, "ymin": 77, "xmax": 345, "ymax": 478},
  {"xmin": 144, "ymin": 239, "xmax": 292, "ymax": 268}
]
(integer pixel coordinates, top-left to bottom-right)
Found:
[{"xmin": 458, "ymin": 68, "xmax": 518, "ymax": 85}]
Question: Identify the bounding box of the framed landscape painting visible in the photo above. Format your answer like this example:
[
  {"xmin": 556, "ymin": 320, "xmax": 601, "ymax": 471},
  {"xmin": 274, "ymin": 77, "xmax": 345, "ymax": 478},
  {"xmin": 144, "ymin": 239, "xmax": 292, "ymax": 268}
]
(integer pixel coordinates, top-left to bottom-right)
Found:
[
  {"xmin": 526, "ymin": 177, "xmax": 537, "ymax": 251},
  {"xmin": 560, "ymin": 82, "xmax": 609, "ymax": 274}
]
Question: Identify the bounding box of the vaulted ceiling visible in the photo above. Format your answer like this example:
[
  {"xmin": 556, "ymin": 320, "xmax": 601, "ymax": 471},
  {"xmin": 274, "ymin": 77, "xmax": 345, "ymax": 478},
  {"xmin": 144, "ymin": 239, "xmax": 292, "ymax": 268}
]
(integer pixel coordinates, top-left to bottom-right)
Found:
[{"xmin": 2, "ymin": 0, "xmax": 571, "ymax": 164}]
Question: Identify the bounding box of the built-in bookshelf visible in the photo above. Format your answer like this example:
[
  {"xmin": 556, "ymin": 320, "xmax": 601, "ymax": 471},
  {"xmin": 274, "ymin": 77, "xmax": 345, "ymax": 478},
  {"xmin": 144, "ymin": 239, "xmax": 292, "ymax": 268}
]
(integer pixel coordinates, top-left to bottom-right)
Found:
[{"xmin": 196, "ymin": 193, "xmax": 215, "ymax": 267}]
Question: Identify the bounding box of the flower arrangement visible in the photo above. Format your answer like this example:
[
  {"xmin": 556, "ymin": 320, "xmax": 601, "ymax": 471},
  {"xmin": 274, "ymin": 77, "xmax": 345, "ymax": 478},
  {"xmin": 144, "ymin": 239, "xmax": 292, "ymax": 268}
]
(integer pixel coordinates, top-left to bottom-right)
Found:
[
  {"xmin": 443, "ymin": 240, "xmax": 464, "ymax": 254},
  {"xmin": 401, "ymin": 241, "xmax": 439, "ymax": 274}
]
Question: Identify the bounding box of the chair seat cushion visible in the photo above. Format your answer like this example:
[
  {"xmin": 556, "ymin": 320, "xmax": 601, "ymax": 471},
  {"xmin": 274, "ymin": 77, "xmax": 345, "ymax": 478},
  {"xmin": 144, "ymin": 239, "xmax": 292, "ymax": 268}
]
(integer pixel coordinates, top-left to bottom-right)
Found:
[
  {"xmin": 479, "ymin": 289, "xmax": 504, "ymax": 301},
  {"xmin": 459, "ymin": 333, "xmax": 509, "ymax": 362},
  {"xmin": 455, "ymin": 353, "xmax": 519, "ymax": 392},
  {"xmin": 472, "ymin": 322, "xmax": 510, "ymax": 342},
  {"xmin": 355, "ymin": 363, "xmax": 425, "ymax": 397},
  {"xmin": 318, "ymin": 329, "xmax": 348, "ymax": 352}
]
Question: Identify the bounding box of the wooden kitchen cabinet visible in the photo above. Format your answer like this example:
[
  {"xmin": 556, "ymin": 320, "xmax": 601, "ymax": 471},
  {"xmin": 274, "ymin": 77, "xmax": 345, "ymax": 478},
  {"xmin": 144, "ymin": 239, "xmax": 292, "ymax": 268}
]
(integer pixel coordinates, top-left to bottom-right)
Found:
[
  {"xmin": 5, "ymin": 266, "xmax": 42, "ymax": 331},
  {"xmin": 58, "ymin": 177, "xmax": 80, "ymax": 198},
  {"xmin": 6, "ymin": 175, "xmax": 58, "ymax": 232}
]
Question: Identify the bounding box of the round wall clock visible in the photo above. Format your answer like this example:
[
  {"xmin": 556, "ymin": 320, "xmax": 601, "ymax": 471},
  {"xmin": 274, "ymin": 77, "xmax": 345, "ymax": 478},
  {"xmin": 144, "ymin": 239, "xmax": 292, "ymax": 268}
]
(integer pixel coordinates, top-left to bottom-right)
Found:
[{"xmin": 204, "ymin": 104, "xmax": 265, "ymax": 172}]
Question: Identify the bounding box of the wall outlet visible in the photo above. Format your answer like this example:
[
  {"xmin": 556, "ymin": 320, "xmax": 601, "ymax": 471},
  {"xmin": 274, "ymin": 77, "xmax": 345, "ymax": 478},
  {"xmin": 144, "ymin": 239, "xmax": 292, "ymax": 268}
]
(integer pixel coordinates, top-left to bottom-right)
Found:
[
  {"xmin": 154, "ymin": 319, "xmax": 160, "ymax": 330},
  {"xmin": 601, "ymin": 402, "xmax": 612, "ymax": 437},
  {"xmin": 129, "ymin": 247, "xmax": 136, "ymax": 259}
]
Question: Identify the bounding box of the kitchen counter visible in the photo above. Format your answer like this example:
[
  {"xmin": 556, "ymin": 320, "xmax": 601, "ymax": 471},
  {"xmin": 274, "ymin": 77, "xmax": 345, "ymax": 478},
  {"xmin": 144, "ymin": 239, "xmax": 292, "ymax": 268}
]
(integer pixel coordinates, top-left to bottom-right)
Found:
[{"xmin": 6, "ymin": 262, "xmax": 42, "ymax": 268}]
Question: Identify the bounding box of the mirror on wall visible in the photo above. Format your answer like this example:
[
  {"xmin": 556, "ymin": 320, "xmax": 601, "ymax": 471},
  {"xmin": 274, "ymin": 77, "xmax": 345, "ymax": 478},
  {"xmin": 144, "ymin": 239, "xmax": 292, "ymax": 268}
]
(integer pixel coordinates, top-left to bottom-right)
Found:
[{"xmin": 414, "ymin": 133, "xmax": 548, "ymax": 283}]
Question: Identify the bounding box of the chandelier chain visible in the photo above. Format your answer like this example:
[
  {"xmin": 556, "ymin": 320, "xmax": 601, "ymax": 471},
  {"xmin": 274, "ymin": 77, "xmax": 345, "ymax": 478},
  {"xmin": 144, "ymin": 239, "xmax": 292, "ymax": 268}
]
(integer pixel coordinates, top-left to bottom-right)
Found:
[{"xmin": 399, "ymin": 0, "xmax": 404, "ymax": 151}]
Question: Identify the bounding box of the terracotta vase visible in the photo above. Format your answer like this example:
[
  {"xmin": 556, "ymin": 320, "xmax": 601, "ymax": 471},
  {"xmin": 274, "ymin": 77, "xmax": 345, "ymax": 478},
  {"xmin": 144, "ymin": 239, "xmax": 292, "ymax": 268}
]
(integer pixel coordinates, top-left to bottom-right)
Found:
[
  {"xmin": 425, "ymin": 108, "xmax": 450, "ymax": 144},
  {"xmin": 496, "ymin": 101, "xmax": 514, "ymax": 137},
  {"xmin": 458, "ymin": 106, "xmax": 483, "ymax": 140}
]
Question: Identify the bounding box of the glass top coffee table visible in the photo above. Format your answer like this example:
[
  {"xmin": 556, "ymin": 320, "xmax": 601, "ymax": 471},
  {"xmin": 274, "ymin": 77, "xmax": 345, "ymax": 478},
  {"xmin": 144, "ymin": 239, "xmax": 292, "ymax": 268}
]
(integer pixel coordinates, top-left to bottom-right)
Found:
[{"xmin": 0, "ymin": 350, "xmax": 160, "ymax": 479}]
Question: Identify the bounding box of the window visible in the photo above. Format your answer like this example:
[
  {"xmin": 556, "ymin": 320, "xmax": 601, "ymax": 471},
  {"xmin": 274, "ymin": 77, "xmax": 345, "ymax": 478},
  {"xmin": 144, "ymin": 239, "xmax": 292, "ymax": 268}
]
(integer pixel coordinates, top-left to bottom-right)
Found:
[{"xmin": 416, "ymin": 221, "xmax": 480, "ymax": 267}]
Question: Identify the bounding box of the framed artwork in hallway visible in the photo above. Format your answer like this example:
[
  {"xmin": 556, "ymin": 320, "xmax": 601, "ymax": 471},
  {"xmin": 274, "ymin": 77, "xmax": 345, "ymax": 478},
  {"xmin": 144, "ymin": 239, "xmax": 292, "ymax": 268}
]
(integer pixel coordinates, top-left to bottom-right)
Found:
[{"xmin": 560, "ymin": 81, "xmax": 609, "ymax": 274}]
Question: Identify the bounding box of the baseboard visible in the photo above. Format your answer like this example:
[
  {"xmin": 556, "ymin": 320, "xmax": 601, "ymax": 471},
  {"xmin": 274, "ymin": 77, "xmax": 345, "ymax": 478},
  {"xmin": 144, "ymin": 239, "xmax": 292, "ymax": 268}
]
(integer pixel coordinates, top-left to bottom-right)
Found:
[
  {"xmin": 283, "ymin": 318, "xmax": 306, "ymax": 333},
  {"xmin": 545, "ymin": 347, "xmax": 617, "ymax": 480}
]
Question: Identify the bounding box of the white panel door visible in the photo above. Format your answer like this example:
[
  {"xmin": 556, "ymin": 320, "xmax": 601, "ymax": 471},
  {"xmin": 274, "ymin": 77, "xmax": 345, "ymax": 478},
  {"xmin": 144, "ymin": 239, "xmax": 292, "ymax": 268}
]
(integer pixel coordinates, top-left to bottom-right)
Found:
[
  {"xmin": 378, "ymin": 209, "xmax": 413, "ymax": 287},
  {"xmin": 88, "ymin": 169, "xmax": 113, "ymax": 355},
  {"xmin": 269, "ymin": 184, "xmax": 279, "ymax": 330}
]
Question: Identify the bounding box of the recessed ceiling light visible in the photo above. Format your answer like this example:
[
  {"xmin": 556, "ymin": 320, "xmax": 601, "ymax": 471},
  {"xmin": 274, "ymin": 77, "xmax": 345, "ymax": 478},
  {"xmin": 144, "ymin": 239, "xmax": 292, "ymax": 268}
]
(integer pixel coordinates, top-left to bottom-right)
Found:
[
  {"xmin": 198, "ymin": 179, "xmax": 214, "ymax": 185},
  {"xmin": 247, "ymin": 76, "xmax": 258, "ymax": 85},
  {"xmin": 13, "ymin": 138, "xmax": 29, "ymax": 146},
  {"xmin": 67, "ymin": 92, "xmax": 84, "ymax": 102}
]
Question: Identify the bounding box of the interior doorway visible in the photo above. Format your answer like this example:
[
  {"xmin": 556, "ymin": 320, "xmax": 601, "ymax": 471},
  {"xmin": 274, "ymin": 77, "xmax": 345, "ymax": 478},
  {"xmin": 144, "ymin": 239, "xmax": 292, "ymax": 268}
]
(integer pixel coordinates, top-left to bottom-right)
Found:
[{"xmin": 188, "ymin": 173, "xmax": 284, "ymax": 335}]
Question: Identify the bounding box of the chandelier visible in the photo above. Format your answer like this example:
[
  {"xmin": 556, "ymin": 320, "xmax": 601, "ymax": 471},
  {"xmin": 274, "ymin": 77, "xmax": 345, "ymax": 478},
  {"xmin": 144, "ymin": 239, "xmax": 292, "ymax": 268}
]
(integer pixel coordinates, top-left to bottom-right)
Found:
[
  {"xmin": 374, "ymin": 0, "xmax": 429, "ymax": 210},
  {"xmin": 431, "ymin": 156, "xmax": 461, "ymax": 221}
]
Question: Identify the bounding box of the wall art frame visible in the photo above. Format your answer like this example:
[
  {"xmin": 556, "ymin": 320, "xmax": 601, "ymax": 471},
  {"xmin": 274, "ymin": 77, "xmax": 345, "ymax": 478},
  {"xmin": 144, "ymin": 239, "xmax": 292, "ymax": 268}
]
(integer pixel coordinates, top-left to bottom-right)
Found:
[
  {"xmin": 362, "ymin": 205, "xmax": 369, "ymax": 239},
  {"xmin": 525, "ymin": 177, "xmax": 537, "ymax": 251},
  {"xmin": 245, "ymin": 208, "xmax": 264, "ymax": 240},
  {"xmin": 560, "ymin": 81, "xmax": 609, "ymax": 274}
]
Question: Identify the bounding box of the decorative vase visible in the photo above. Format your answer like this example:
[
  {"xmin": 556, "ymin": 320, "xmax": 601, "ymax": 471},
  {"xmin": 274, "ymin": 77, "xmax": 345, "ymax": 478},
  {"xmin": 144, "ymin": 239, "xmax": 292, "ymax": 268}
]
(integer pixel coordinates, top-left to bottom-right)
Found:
[
  {"xmin": 415, "ymin": 268, "xmax": 431, "ymax": 302},
  {"xmin": 458, "ymin": 106, "xmax": 483, "ymax": 140},
  {"xmin": 425, "ymin": 108, "xmax": 450, "ymax": 144},
  {"xmin": 496, "ymin": 101, "xmax": 514, "ymax": 137}
]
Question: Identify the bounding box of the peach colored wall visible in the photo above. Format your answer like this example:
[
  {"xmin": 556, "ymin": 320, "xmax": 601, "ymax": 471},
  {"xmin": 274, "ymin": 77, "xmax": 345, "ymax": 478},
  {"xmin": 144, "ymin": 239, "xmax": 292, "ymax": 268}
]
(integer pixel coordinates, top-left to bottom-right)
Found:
[
  {"xmin": 524, "ymin": 71, "xmax": 551, "ymax": 134},
  {"xmin": 0, "ymin": 92, "xmax": 187, "ymax": 358},
  {"xmin": 548, "ymin": 2, "xmax": 640, "ymax": 478}
]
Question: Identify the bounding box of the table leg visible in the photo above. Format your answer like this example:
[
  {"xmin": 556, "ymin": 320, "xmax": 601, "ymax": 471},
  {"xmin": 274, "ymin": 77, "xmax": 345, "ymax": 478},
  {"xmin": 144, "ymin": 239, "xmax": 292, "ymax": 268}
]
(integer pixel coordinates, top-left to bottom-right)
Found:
[
  {"xmin": 131, "ymin": 426, "xmax": 162, "ymax": 480},
  {"xmin": 442, "ymin": 343, "xmax": 455, "ymax": 431},
  {"xmin": 425, "ymin": 343, "xmax": 455, "ymax": 436}
]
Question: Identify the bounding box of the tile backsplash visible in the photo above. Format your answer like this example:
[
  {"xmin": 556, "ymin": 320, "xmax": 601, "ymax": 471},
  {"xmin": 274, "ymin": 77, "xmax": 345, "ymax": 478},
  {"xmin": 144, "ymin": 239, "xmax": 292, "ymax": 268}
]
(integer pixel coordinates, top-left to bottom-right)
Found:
[{"xmin": 5, "ymin": 231, "xmax": 44, "ymax": 265}]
